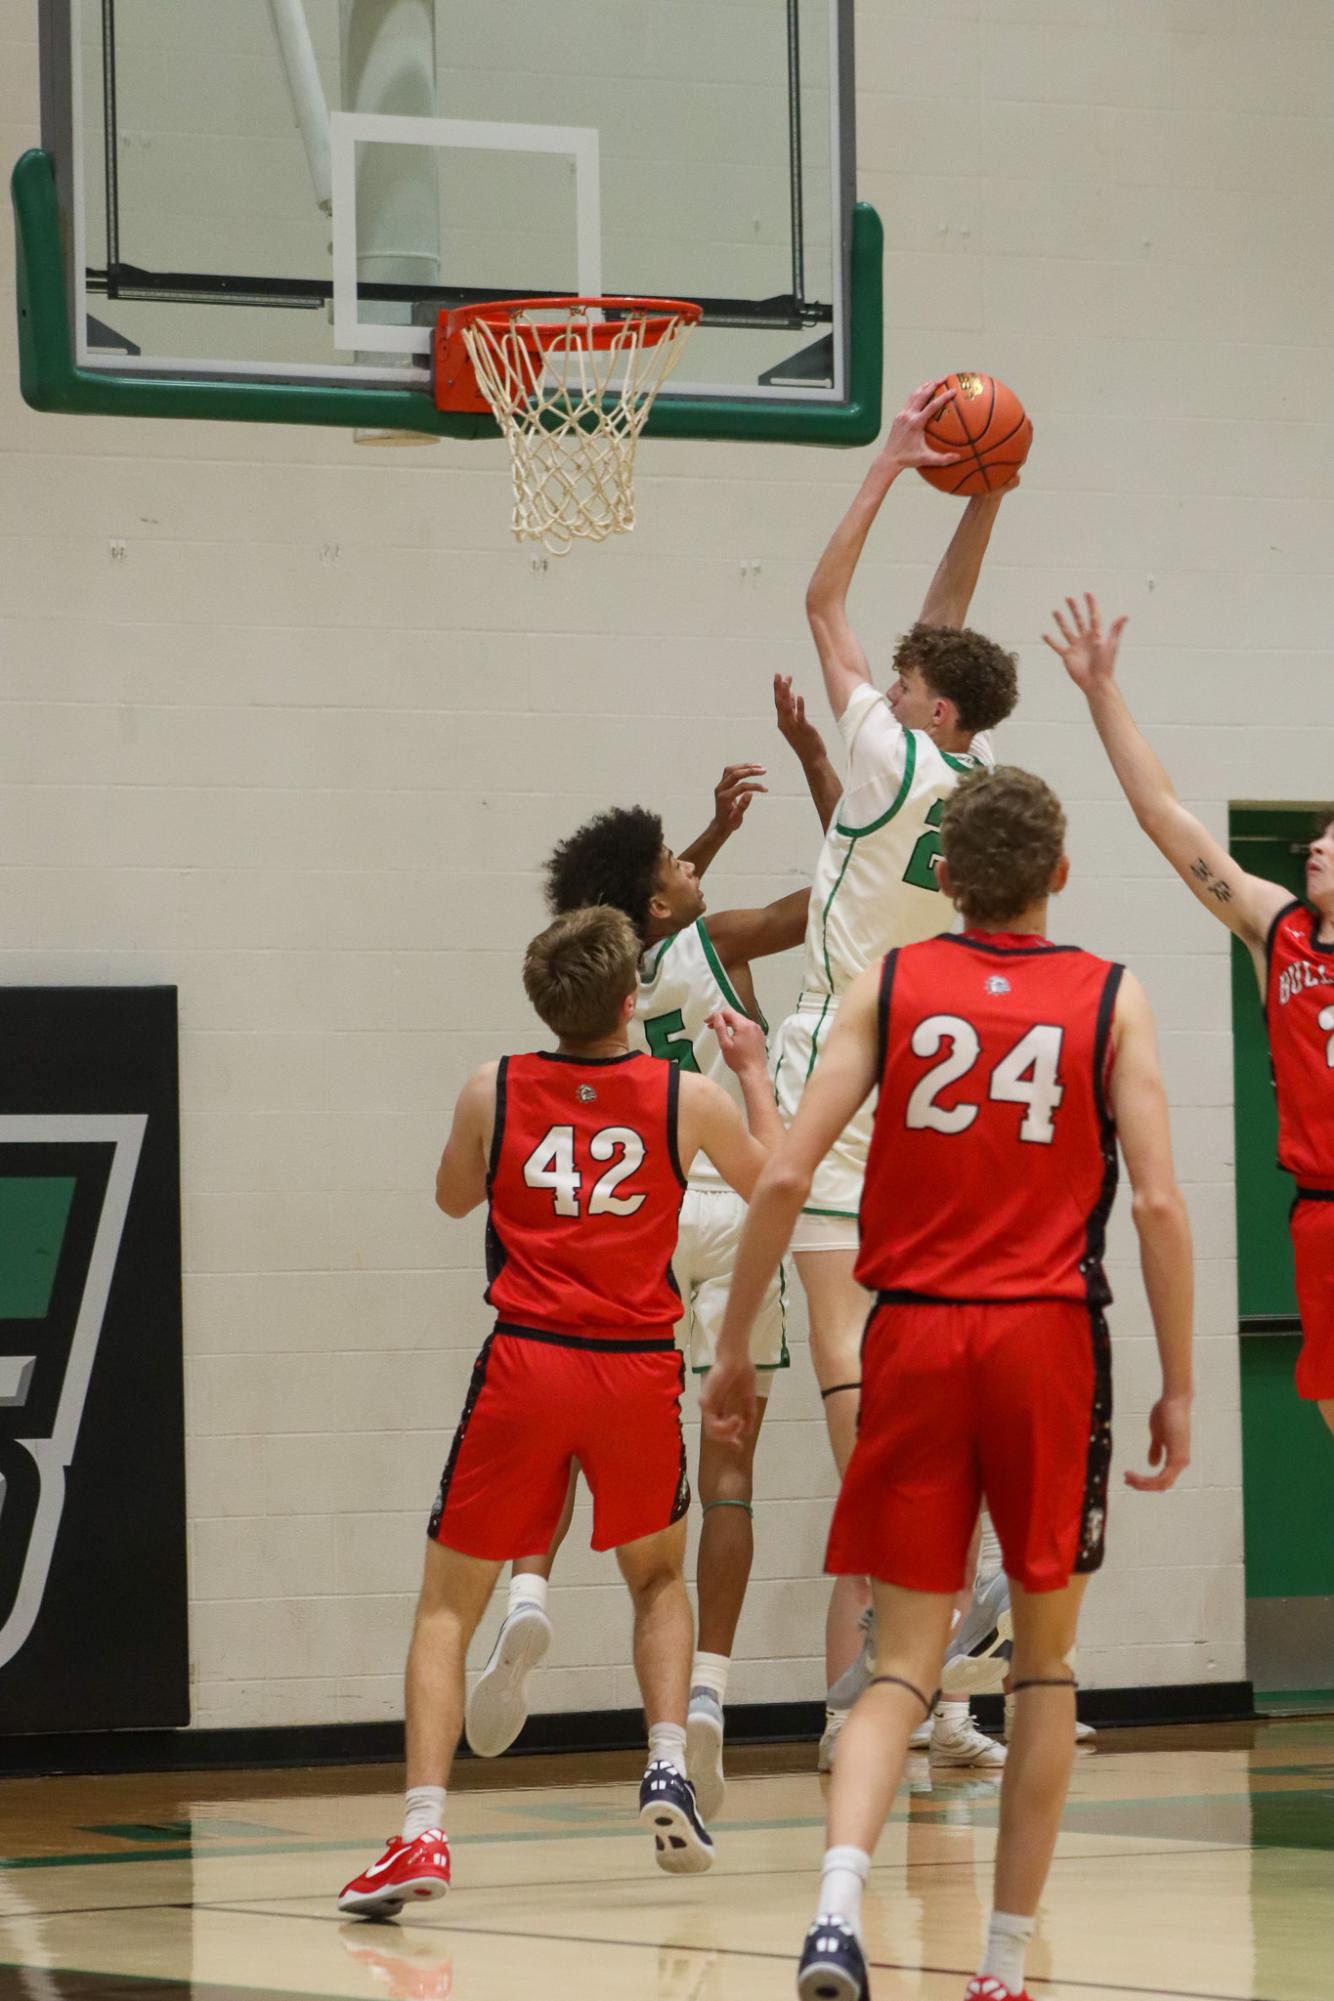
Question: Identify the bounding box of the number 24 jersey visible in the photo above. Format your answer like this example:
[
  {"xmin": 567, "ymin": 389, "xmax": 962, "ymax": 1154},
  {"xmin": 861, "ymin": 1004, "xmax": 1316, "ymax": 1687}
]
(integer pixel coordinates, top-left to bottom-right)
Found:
[
  {"xmin": 857, "ymin": 933, "xmax": 1124, "ymax": 1304},
  {"xmin": 485, "ymin": 1050, "xmax": 687, "ymax": 1338}
]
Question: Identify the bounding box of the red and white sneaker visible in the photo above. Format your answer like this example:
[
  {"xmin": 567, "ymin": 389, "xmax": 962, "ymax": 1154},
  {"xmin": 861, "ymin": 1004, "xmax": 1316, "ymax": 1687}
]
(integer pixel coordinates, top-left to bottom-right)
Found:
[
  {"xmin": 338, "ymin": 1831, "xmax": 451, "ymax": 1918},
  {"xmin": 964, "ymin": 1978, "xmax": 1031, "ymax": 2000}
]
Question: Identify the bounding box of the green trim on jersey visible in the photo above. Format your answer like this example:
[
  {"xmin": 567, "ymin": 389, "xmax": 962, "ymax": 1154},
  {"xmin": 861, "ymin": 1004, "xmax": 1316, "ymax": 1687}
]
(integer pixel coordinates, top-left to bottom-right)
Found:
[
  {"xmin": 941, "ymin": 749, "xmax": 982, "ymax": 773},
  {"xmin": 803, "ymin": 993, "xmax": 835, "ymax": 1083},
  {"xmin": 697, "ymin": 919, "xmax": 769, "ymax": 1035},
  {"xmin": 800, "ymin": 1204, "xmax": 858, "ymax": 1219},
  {"xmin": 834, "ymin": 728, "xmax": 917, "ymax": 839}
]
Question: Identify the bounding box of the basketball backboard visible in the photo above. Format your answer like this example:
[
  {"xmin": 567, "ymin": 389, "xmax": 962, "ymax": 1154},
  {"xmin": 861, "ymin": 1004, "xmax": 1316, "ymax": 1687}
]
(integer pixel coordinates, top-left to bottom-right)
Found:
[{"xmin": 17, "ymin": 0, "xmax": 880, "ymax": 443}]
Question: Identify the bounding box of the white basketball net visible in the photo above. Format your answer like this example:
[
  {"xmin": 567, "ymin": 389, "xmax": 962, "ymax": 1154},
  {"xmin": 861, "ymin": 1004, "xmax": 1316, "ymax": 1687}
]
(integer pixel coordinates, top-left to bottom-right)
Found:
[{"xmin": 462, "ymin": 302, "xmax": 698, "ymax": 556}]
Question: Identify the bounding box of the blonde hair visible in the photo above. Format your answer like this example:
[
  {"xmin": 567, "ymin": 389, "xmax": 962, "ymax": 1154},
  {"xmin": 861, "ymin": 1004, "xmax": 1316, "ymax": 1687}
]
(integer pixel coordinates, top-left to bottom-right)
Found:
[
  {"xmin": 940, "ymin": 766, "xmax": 1066, "ymax": 924},
  {"xmin": 523, "ymin": 905, "xmax": 640, "ymax": 1042}
]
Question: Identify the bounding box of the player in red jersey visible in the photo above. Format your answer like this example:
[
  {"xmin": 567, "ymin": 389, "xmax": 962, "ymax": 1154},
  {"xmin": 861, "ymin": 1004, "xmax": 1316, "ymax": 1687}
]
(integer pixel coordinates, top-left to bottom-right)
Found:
[
  {"xmin": 702, "ymin": 767, "xmax": 1194, "ymax": 2001},
  {"xmin": 338, "ymin": 905, "xmax": 780, "ymax": 1918},
  {"xmin": 1047, "ymin": 593, "xmax": 1334, "ymax": 1433}
]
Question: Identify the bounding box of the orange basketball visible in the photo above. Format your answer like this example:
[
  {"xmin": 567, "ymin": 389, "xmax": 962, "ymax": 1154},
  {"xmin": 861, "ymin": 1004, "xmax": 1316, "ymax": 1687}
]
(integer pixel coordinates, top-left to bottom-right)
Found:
[{"xmin": 918, "ymin": 373, "xmax": 1032, "ymax": 496}]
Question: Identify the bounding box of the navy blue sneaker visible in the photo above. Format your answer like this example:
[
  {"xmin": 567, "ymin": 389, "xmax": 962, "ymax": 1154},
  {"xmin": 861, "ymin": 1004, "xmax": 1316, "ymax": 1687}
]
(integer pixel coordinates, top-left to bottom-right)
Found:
[
  {"xmin": 638, "ymin": 1760, "xmax": 714, "ymax": 1874},
  {"xmin": 797, "ymin": 1915, "xmax": 870, "ymax": 2001}
]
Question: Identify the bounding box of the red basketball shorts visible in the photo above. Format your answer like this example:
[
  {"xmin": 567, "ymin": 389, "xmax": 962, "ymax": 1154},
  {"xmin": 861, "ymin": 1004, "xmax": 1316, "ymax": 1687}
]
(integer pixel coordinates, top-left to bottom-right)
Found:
[
  {"xmin": 428, "ymin": 1324, "xmax": 690, "ymax": 1559},
  {"xmin": 827, "ymin": 1298, "xmax": 1112, "ymax": 1595},
  {"xmin": 1291, "ymin": 1195, "xmax": 1334, "ymax": 1401}
]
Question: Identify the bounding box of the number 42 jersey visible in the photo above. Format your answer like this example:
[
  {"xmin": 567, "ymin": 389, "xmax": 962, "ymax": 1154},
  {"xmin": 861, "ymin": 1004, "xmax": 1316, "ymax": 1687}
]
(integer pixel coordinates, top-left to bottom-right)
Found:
[
  {"xmin": 857, "ymin": 933, "xmax": 1124, "ymax": 1304},
  {"xmin": 485, "ymin": 1051, "xmax": 687, "ymax": 1338}
]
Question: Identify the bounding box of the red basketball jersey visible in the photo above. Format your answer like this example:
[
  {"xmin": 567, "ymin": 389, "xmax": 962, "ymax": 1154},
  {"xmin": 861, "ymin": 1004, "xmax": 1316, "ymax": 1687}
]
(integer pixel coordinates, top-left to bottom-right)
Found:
[
  {"xmin": 857, "ymin": 933, "xmax": 1123, "ymax": 1302},
  {"xmin": 1265, "ymin": 901, "xmax": 1334, "ymax": 1189},
  {"xmin": 485, "ymin": 1051, "xmax": 686, "ymax": 1337}
]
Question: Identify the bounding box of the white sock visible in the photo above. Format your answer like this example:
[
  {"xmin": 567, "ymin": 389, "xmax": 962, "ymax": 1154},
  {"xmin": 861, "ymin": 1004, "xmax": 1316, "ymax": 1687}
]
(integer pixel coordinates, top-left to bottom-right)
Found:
[
  {"xmin": 508, "ymin": 1572, "xmax": 548, "ymax": 1616},
  {"xmin": 817, "ymin": 1844, "xmax": 871, "ymax": 1935},
  {"xmin": 691, "ymin": 1650, "xmax": 730, "ymax": 1703},
  {"xmin": 402, "ymin": 1785, "xmax": 446, "ymax": 1841},
  {"xmin": 981, "ymin": 1910, "xmax": 1035, "ymax": 1995},
  {"xmin": 648, "ymin": 1721, "xmax": 688, "ymax": 1776}
]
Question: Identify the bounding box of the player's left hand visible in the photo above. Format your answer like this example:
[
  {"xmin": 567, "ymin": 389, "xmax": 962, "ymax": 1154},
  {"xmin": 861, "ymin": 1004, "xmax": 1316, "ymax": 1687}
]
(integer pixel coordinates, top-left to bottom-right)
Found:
[
  {"xmin": 707, "ymin": 1005, "xmax": 766, "ymax": 1075},
  {"xmin": 1042, "ymin": 592, "xmax": 1128, "ymax": 695},
  {"xmin": 773, "ymin": 674, "xmax": 828, "ymax": 766},
  {"xmin": 1124, "ymin": 1392, "xmax": 1191, "ymax": 1492},
  {"xmin": 700, "ymin": 1353, "xmax": 759, "ymax": 1450},
  {"xmin": 711, "ymin": 763, "xmax": 768, "ymax": 836}
]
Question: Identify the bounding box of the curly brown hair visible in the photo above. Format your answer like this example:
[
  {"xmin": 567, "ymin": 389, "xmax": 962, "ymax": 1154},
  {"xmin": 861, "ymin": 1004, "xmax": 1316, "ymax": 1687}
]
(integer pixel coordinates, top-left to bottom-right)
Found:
[
  {"xmin": 523, "ymin": 905, "xmax": 641, "ymax": 1042},
  {"xmin": 939, "ymin": 766, "xmax": 1066, "ymax": 925},
  {"xmin": 893, "ymin": 622, "xmax": 1018, "ymax": 734}
]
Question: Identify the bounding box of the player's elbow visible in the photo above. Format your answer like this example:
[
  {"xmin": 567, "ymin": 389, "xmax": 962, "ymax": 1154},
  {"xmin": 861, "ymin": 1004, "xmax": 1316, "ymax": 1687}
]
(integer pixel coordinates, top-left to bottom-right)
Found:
[
  {"xmin": 1131, "ymin": 1183, "xmax": 1189, "ymax": 1241},
  {"xmin": 760, "ymin": 1157, "xmax": 812, "ymax": 1211},
  {"xmin": 435, "ymin": 1177, "xmax": 472, "ymax": 1218}
]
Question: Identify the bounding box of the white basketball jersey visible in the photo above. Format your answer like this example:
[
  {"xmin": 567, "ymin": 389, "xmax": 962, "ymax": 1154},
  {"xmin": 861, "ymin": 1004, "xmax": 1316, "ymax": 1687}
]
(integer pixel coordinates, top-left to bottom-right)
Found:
[
  {"xmin": 633, "ymin": 917, "xmax": 766, "ymax": 1190},
  {"xmin": 799, "ymin": 683, "xmax": 993, "ymax": 1005}
]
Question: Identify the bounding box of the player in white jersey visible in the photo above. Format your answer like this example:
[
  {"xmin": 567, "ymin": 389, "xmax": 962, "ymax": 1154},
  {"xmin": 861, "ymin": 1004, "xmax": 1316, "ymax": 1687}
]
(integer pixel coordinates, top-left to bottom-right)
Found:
[
  {"xmin": 465, "ymin": 718, "xmax": 841, "ymax": 1817},
  {"xmin": 775, "ymin": 381, "xmax": 1021, "ymax": 1766}
]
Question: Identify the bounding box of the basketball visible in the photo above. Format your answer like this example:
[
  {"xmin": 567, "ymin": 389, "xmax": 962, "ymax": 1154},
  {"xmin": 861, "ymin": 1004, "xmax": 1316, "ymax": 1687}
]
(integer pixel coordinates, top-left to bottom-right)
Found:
[{"xmin": 919, "ymin": 372, "xmax": 1033, "ymax": 496}]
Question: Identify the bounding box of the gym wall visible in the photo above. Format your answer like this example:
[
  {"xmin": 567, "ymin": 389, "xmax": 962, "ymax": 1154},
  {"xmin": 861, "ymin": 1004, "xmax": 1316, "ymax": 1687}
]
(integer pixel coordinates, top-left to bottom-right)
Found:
[{"xmin": 3, "ymin": 0, "xmax": 1331, "ymax": 1732}]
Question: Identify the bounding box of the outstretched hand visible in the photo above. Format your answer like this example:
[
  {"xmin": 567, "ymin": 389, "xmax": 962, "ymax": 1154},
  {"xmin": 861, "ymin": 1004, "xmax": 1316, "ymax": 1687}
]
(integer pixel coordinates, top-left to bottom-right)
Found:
[
  {"xmin": 1042, "ymin": 593, "xmax": 1128, "ymax": 694},
  {"xmin": 773, "ymin": 674, "xmax": 828, "ymax": 765},
  {"xmin": 711, "ymin": 763, "xmax": 768, "ymax": 836},
  {"xmin": 1124, "ymin": 1394, "xmax": 1191, "ymax": 1493},
  {"xmin": 879, "ymin": 380, "xmax": 963, "ymax": 473},
  {"xmin": 707, "ymin": 1005, "xmax": 766, "ymax": 1078}
]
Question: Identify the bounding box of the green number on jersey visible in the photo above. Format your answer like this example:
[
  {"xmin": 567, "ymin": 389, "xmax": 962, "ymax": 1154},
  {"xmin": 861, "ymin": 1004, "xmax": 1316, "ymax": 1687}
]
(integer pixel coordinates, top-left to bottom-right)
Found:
[
  {"xmin": 643, "ymin": 1008, "xmax": 700, "ymax": 1070},
  {"xmin": 903, "ymin": 799, "xmax": 945, "ymax": 891}
]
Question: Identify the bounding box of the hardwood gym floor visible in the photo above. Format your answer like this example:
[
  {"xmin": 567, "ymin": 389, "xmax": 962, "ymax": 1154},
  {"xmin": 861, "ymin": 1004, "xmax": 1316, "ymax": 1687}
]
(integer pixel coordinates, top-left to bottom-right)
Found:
[{"xmin": 1, "ymin": 1719, "xmax": 1330, "ymax": 2000}]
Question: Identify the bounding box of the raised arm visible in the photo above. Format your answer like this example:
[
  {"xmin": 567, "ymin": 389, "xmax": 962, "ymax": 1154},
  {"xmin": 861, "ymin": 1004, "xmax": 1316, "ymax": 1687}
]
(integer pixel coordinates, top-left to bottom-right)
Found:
[
  {"xmin": 774, "ymin": 673, "xmax": 841, "ymax": 832},
  {"xmin": 678, "ymin": 1010, "xmax": 783, "ymax": 1199},
  {"xmin": 1044, "ymin": 595, "xmax": 1290, "ymax": 953},
  {"xmin": 1105, "ymin": 972, "xmax": 1193, "ymax": 1493},
  {"xmin": 917, "ymin": 489, "xmax": 1010, "ymax": 630},
  {"xmin": 678, "ymin": 763, "xmax": 769, "ymax": 880},
  {"xmin": 699, "ymin": 962, "xmax": 883, "ymax": 1444},
  {"xmin": 434, "ymin": 1062, "xmax": 498, "ymax": 1216},
  {"xmin": 805, "ymin": 383, "xmax": 960, "ymax": 722}
]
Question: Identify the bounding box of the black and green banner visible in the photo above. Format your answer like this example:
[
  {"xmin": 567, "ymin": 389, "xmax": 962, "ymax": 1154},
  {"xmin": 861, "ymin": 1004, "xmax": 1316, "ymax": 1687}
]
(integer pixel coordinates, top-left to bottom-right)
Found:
[{"xmin": 0, "ymin": 988, "xmax": 187, "ymax": 1733}]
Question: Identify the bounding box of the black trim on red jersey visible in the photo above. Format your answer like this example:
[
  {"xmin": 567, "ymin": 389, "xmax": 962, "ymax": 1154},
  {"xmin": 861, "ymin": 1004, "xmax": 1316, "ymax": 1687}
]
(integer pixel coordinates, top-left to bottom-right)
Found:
[
  {"xmin": 1078, "ymin": 961, "xmax": 1123, "ymax": 1315},
  {"xmin": 494, "ymin": 1319, "xmax": 676, "ymax": 1353},
  {"xmin": 936, "ymin": 933, "xmax": 1081, "ymax": 959},
  {"xmin": 873, "ymin": 1288, "xmax": 1079, "ymax": 1308},
  {"xmin": 535, "ymin": 1050, "xmax": 641, "ymax": 1066},
  {"xmin": 1295, "ymin": 1187, "xmax": 1334, "ymax": 1202},
  {"xmin": 483, "ymin": 1057, "xmax": 511, "ymax": 1296},
  {"xmin": 665, "ymin": 1062, "xmax": 687, "ymax": 1189},
  {"xmin": 1262, "ymin": 899, "xmax": 1303, "ymax": 1024},
  {"xmin": 428, "ymin": 1331, "xmax": 497, "ymax": 1540},
  {"xmin": 876, "ymin": 950, "xmax": 899, "ymax": 1083},
  {"xmin": 1073, "ymin": 1305, "xmax": 1112, "ymax": 1575}
]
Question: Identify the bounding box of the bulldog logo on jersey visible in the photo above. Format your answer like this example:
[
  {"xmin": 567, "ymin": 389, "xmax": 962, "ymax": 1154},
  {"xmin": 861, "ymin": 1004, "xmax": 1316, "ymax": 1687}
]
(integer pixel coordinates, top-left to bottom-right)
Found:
[
  {"xmin": 0, "ymin": 1116, "xmax": 146, "ymax": 1670},
  {"xmin": 985, "ymin": 975, "xmax": 1011, "ymax": 995},
  {"xmin": 576, "ymin": 1084, "xmax": 597, "ymax": 1104}
]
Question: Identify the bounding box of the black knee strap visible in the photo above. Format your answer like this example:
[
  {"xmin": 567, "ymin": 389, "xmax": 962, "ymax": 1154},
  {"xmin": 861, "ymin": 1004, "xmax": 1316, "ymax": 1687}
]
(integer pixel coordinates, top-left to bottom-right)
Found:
[
  {"xmin": 1011, "ymin": 1676, "xmax": 1079, "ymax": 1693},
  {"xmin": 868, "ymin": 1674, "xmax": 938, "ymax": 1719},
  {"xmin": 820, "ymin": 1380, "xmax": 861, "ymax": 1401}
]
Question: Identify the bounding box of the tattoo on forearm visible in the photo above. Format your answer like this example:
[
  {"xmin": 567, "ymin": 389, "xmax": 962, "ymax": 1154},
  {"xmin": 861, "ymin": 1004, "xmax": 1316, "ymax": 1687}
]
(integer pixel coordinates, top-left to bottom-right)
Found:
[{"xmin": 1190, "ymin": 856, "xmax": 1233, "ymax": 903}]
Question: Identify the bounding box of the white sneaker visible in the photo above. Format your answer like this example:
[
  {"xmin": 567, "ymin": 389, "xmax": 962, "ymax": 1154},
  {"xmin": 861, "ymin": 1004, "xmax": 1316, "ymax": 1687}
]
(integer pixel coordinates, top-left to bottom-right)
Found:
[
  {"xmin": 464, "ymin": 1604, "xmax": 551, "ymax": 1757},
  {"xmin": 817, "ymin": 1706, "xmax": 847, "ymax": 1773},
  {"xmin": 929, "ymin": 1703, "xmax": 1007, "ymax": 1767},
  {"xmin": 940, "ymin": 1571, "xmax": 1013, "ymax": 1698},
  {"xmin": 686, "ymin": 1688, "xmax": 726, "ymax": 1823}
]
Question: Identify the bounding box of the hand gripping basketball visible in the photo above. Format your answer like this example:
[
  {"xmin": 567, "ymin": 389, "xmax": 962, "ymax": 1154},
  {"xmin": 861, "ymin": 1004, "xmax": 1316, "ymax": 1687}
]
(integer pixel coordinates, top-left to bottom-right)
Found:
[{"xmin": 918, "ymin": 372, "xmax": 1033, "ymax": 496}]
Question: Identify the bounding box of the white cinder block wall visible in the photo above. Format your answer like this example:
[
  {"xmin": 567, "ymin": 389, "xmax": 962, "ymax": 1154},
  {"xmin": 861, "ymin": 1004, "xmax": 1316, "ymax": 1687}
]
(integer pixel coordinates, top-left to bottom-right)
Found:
[{"xmin": 5, "ymin": 0, "xmax": 1333, "ymax": 1728}]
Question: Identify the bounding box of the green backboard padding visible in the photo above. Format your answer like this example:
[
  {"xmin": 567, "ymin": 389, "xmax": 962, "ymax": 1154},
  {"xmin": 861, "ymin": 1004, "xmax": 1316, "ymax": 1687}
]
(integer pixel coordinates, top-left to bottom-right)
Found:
[
  {"xmin": 0, "ymin": 1175, "xmax": 76, "ymax": 1319},
  {"xmin": 12, "ymin": 149, "xmax": 883, "ymax": 446}
]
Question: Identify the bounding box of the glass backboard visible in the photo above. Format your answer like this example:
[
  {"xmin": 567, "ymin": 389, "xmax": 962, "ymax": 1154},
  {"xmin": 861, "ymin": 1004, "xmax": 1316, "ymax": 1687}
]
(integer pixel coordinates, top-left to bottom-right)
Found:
[{"xmin": 17, "ymin": 0, "xmax": 880, "ymax": 442}]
